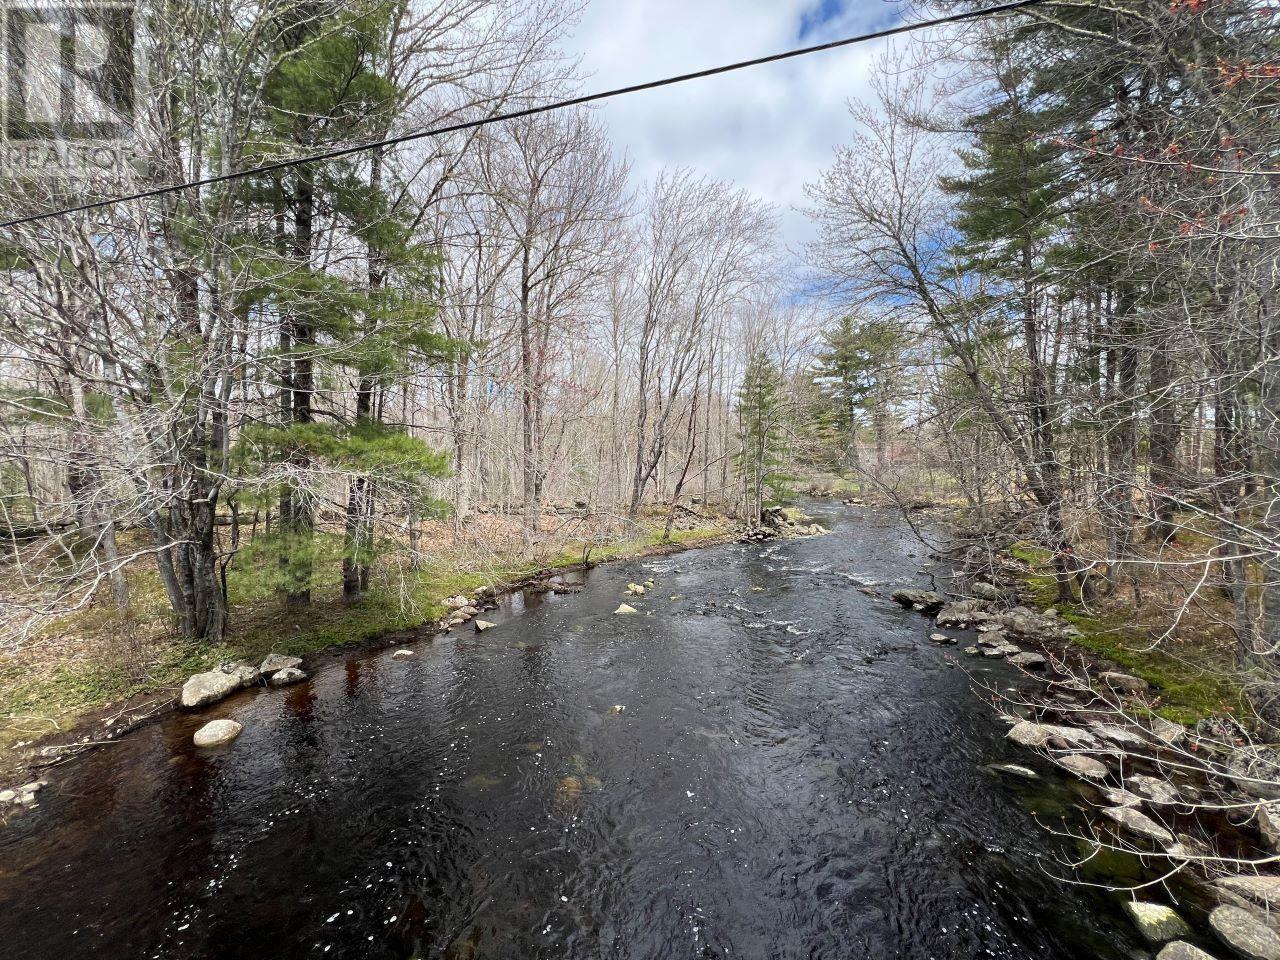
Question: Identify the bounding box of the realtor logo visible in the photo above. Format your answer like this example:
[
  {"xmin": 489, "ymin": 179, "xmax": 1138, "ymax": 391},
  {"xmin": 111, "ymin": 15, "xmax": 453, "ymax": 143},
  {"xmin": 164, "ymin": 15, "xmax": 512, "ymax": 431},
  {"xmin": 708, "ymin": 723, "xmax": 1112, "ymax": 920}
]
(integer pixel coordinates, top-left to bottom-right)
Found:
[{"xmin": 1, "ymin": 0, "xmax": 139, "ymax": 178}]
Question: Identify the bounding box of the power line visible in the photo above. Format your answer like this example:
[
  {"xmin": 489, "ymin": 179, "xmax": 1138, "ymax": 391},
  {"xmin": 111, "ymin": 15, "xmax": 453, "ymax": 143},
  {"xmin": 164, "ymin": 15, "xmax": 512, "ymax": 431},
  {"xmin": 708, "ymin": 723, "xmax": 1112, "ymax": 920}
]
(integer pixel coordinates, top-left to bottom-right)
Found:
[{"xmin": 0, "ymin": 0, "xmax": 1047, "ymax": 229}]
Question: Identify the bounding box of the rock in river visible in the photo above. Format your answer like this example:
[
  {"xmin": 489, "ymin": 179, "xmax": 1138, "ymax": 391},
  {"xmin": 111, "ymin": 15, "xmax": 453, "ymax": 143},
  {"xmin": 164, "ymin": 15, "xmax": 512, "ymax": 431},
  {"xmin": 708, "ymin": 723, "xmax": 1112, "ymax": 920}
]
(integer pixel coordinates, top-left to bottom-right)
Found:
[
  {"xmin": 392, "ymin": 649, "xmax": 415, "ymax": 659},
  {"xmin": 193, "ymin": 719, "xmax": 243, "ymax": 748},
  {"xmin": 180, "ymin": 662, "xmax": 259, "ymax": 709},
  {"xmin": 936, "ymin": 599, "xmax": 993, "ymax": 628},
  {"xmin": 2, "ymin": 780, "xmax": 48, "ymax": 806},
  {"xmin": 1123, "ymin": 902, "xmax": 1191, "ymax": 944},
  {"xmin": 1210, "ymin": 905, "xmax": 1280, "ymax": 960},
  {"xmin": 474, "ymin": 620, "xmax": 496, "ymax": 632},
  {"xmin": 890, "ymin": 588, "xmax": 945, "ymax": 613},
  {"xmin": 269, "ymin": 667, "xmax": 307, "ymax": 687},
  {"xmin": 988, "ymin": 763, "xmax": 1039, "ymax": 780},
  {"xmin": 259, "ymin": 653, "xmax": 303, "ymax": 678},
  {"xmin": 1102, "ymin": 806, "xmax": 1175, "ymax": 845},
  {"xmin": 614, "ymin": 603, "xmax": 638, "ymax": 615},
  {"xmin": 1056, "ymin": 754, "xmax": 1109, "ymax": 780}
]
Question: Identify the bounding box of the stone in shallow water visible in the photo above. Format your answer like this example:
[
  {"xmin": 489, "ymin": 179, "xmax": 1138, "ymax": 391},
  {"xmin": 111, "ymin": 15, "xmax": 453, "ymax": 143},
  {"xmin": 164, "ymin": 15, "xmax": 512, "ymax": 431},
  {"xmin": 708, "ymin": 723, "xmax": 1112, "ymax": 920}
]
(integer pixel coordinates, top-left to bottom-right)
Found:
[
  {"xmin": 1057, "ymin": 754, "xmax": 1109, "ymax": 780},
  {"xmin": 1210, "ymin": 905, "xmax": 1280, "ymax": 960},
  {"xmin": 193, "ymin": 719, "xmax": 242, "ymax": 748},
  {"xmin": 1101, "ymin": 806, "xmax": 1175, "ymax": 845},
  {"xmin": 1158, "ymin": 942, "xmax": 1222, "ymax": 960},
  {"xmin": 474, "ymin": 620, "xmax": 496, "ymax": 631},
  {"xmin": 614, "ymin": 603, "xmax": 638, "ymax": 615},
  {"xmin": 392, "ymin": 649, "xmax": 414, "ymax": 659},
  {"xmin": 259, "ymin": 653, "xmax": 302, "ymax": 677},
  {"xmin": 890, "ymin": 588, "xmax": 945, "ymax": 613},
  {"xmin": 1123, "ymin": 902, "xmax": 1191, "ymax": 944},
  {"xmin": 988, "ymin": 763, "xmax": 1039, "ymax": 780},
  {"xmin": 269, "ymin": 667, "xmax": 307, "ymax": 687}
]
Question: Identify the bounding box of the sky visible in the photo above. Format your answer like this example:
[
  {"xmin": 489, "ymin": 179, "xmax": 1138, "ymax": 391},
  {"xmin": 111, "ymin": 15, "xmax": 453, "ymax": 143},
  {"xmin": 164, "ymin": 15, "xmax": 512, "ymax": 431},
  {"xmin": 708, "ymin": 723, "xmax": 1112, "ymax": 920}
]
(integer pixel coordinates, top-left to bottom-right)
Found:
[{"xmin": 563, "ymin": 0, "xmax": 903, "ymax": 254}]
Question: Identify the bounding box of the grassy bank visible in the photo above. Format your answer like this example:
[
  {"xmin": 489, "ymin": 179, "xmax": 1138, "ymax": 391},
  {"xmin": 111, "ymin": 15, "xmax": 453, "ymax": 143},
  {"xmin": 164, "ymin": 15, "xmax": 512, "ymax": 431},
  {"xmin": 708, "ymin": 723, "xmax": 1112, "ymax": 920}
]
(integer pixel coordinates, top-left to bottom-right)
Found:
[
  {"xmin": 1009, "ymin": 542, "xmax": 1243, "ymax": 725},
  {"xmin": 0, "ymin": 512, "xmax": 730, "ymax": 766}
]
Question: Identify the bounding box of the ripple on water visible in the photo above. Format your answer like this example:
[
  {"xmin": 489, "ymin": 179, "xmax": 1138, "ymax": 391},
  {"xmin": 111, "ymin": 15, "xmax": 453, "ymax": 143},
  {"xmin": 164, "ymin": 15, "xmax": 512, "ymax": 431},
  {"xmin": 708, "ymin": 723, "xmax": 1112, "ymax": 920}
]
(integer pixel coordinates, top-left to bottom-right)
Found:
[{"xmin": 0, "ymin": 503, "xmax": 1144, "ymax": 960}]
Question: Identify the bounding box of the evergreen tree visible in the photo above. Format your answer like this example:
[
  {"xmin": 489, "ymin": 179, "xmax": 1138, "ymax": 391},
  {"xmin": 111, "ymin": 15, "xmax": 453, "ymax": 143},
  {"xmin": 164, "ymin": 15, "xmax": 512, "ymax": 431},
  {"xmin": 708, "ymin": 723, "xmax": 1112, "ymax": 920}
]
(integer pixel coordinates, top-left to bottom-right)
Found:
[
  {"xmin": 735, "ymin": 352, "xmax": 790, "ymax": 525},
  {"xmin": 813, "ymin": 314, "xmax": 905, "ymax": 470},
  {"xmin": 236, "ymin": 0, "xmax": 452, "ymax": 607}
]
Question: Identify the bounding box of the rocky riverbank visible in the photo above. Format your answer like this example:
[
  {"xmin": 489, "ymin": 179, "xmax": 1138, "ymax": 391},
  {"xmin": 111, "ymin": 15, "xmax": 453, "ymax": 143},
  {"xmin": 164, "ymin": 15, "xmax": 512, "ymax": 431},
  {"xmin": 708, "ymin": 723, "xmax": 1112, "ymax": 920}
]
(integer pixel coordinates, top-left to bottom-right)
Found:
[{"xmin": 890, "ymin": 578, "xmax": 1280, "ymax": 960}]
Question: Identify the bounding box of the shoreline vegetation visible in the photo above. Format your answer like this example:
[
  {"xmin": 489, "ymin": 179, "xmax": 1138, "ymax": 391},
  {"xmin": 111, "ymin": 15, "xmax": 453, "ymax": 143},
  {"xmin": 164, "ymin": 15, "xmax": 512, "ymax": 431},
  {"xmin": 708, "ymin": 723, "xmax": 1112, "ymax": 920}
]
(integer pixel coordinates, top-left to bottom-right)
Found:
[{"xmin": 0, "ymin": 504, "xmax": 741, "ymax": 782}]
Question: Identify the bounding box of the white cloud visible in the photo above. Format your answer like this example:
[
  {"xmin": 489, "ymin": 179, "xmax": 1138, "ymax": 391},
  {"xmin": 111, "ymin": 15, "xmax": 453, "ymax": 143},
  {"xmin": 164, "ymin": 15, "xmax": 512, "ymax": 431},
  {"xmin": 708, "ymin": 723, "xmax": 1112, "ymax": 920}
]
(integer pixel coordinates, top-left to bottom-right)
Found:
[{"xmin": 564, "ymin": 0, "xmax": 901, "ymax": 255}]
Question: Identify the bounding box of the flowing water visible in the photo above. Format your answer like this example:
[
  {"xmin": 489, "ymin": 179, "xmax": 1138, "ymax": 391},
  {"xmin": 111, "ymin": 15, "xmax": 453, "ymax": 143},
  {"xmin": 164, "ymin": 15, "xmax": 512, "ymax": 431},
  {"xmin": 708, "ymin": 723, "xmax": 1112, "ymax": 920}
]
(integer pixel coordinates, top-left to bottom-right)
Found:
[{"xmin": 0, "ymin": 503, "xmax": 1151, "ymax": 959}]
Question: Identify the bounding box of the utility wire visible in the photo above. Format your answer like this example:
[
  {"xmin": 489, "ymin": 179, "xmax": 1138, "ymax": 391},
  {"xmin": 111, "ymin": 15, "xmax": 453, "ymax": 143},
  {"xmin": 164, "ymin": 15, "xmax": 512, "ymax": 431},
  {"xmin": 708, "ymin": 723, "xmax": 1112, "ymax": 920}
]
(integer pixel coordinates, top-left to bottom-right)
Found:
[{"xmin": 0, "ymin": 0, "xmax": 1047, "ymax": 229}]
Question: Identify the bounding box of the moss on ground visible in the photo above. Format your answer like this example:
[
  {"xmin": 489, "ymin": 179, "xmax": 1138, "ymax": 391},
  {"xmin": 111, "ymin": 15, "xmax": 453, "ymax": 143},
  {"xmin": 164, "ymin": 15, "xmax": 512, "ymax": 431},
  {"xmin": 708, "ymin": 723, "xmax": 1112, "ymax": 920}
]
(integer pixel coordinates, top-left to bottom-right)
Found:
[{"xmin": 1008, "ymin": 540, "xmax": 1242, "ymax": 725}]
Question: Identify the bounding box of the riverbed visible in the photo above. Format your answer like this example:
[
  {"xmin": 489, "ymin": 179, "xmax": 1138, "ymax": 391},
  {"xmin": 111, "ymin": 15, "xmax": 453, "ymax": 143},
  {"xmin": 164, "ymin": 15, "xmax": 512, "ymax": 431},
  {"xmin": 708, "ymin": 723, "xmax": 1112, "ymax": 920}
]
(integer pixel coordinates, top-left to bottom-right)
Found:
[{"xmin": 0, "ymin": 502, "xmax": 1145, "ymax": 959}]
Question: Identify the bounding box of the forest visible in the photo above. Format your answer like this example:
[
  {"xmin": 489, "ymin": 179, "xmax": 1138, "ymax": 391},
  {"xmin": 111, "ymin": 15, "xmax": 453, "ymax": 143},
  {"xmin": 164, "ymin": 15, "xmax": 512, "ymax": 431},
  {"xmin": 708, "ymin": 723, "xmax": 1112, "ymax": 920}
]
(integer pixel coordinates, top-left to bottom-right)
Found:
[{"xmin": 0, "ymin": 0, "xmax": 1276, "ymax": 751}]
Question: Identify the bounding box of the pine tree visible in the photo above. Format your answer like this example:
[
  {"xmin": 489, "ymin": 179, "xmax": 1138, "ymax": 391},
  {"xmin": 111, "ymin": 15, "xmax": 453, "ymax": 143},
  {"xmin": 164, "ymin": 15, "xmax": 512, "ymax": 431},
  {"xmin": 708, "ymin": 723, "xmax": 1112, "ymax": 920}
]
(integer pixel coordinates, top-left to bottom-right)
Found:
[
  {"xmin": 813, "ymin": 314, "xmax": 905, "ymax": 471},
  {"xmin": 735, "ymin": 352, "xmax": 790, "ymax": 525},
  {"xmin": 236, "ymin": 0, "xmax": 452, "ymax": 608}
]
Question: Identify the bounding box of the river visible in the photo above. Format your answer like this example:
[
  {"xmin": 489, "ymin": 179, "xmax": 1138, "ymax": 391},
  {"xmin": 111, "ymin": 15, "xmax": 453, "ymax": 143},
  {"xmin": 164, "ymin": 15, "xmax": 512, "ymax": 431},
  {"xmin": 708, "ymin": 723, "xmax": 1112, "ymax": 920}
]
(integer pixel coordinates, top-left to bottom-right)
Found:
[{"xmin": 0, "ymin": 502, "xmax": 1146, "ymax": 959}]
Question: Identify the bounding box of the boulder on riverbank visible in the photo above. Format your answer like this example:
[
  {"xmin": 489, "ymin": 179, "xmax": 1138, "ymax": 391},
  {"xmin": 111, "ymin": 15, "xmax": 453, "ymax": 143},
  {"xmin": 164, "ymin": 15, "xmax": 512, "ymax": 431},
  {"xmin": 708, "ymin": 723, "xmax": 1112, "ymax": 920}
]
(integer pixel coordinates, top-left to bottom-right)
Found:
[
  {"xmin": 1124, "ymin": 902, "xmax": 1191, "ymax": 944},
  {"xmin": 193, "ymin": 719, "xmax": 242, "ymax": 748},
  {"xmin": 1214, "ymin": 876, "xmax": 1280, "ymax": 912},
  {"xmin": 1102, "ymin": 805, "xmax": 1175, "ymax": 846},
  {"xmin": 1057, "ymin": 754, "xmax": 1109, "ymax": 780},
  {"xmin": 180, "ymin": 662, "xmax": 260, "ymax": 709},
  {"xmin": 1158, "ymin": 944, "xmax": 1221, "ymax": 960},
  {"xmin": 1101, "ymin": 671, "xmax": 1150, "ymax": 695},
  {"xmin": 1008, "ymin": 651, "xmax": 1047, "ymax": 670},
  {"xmin": 1209, "ymin": 905, "xmax": 1280, "ymax": 960},
  {"xmin": 1006, "ymin": 720, "xmax": 1097, "ymax": 750}
]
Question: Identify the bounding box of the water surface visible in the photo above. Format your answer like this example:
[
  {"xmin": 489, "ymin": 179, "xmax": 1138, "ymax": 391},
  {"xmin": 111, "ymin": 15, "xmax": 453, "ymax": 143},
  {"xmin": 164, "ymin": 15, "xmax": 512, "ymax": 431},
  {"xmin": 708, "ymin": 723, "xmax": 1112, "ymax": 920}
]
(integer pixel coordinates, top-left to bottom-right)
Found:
[{"xmin": 0, "ymin": 503, "xmax": 1142, "ymax": 959}]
